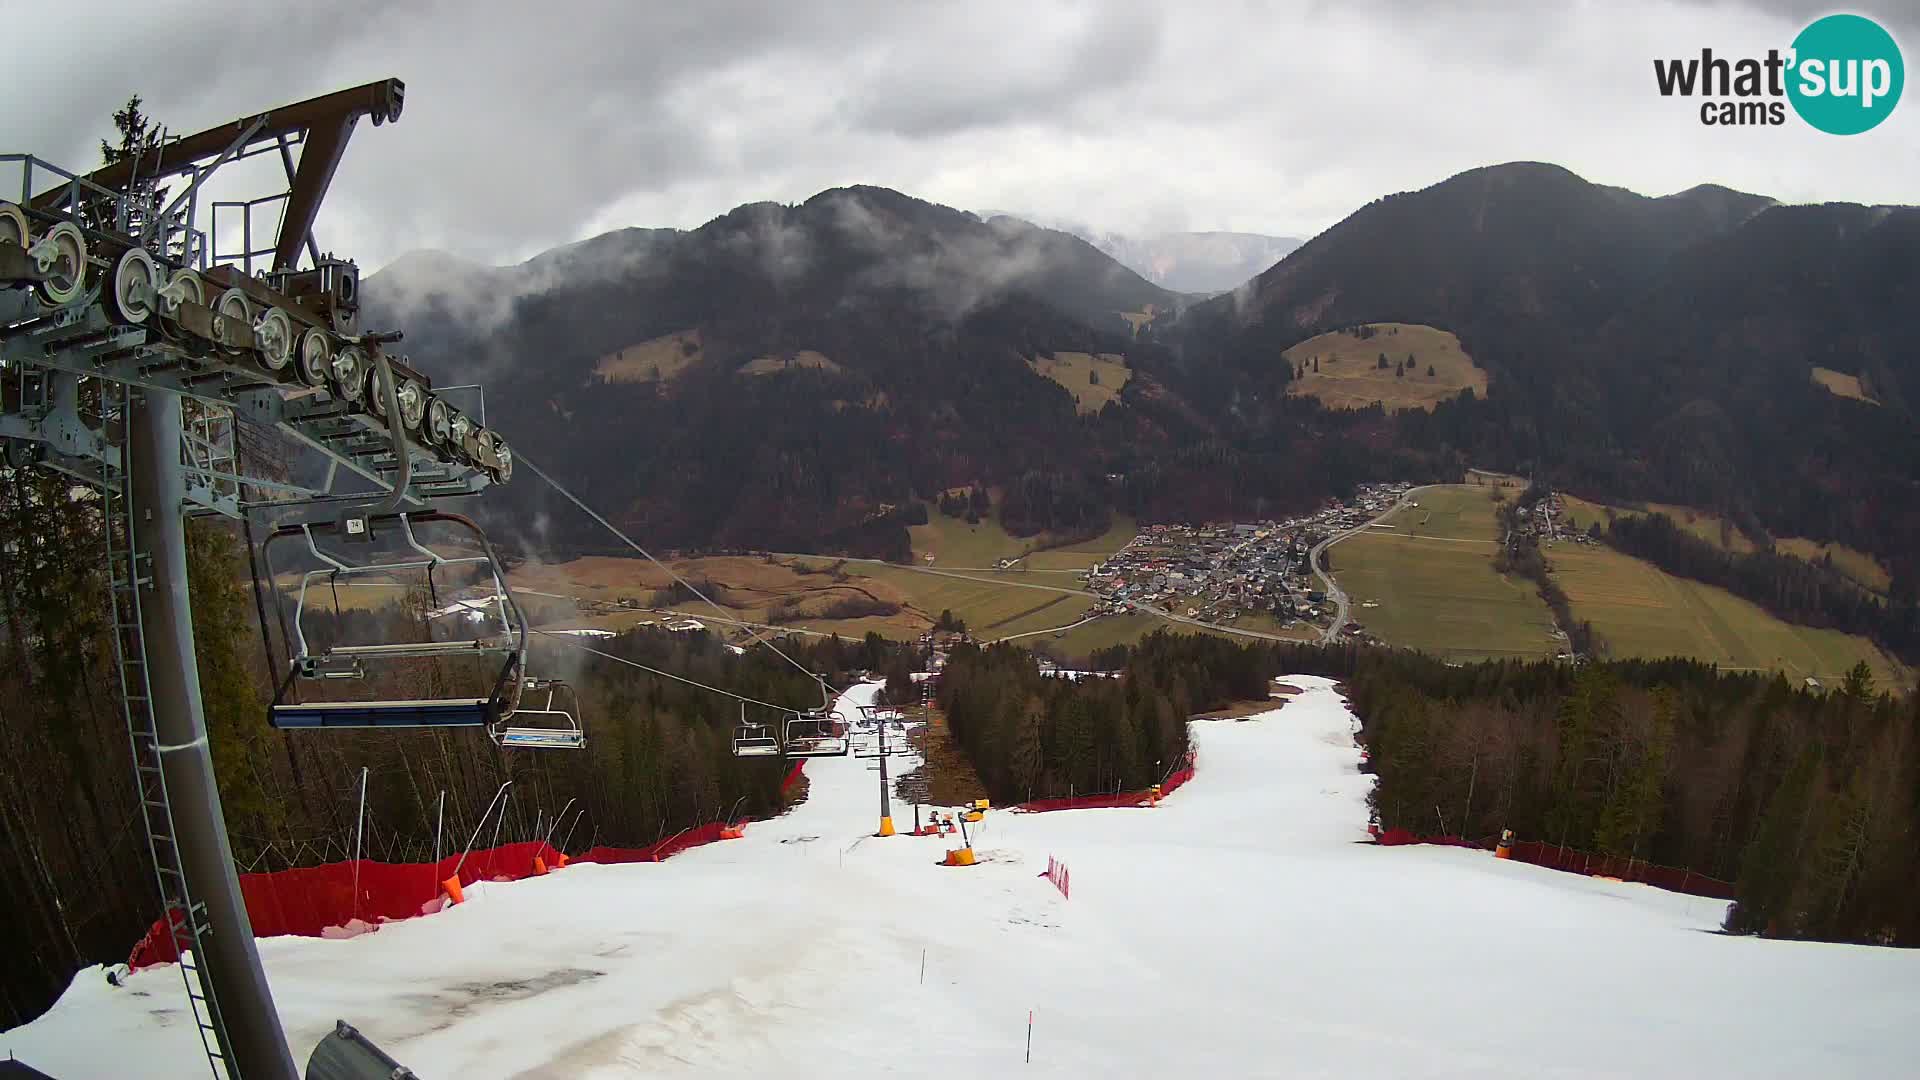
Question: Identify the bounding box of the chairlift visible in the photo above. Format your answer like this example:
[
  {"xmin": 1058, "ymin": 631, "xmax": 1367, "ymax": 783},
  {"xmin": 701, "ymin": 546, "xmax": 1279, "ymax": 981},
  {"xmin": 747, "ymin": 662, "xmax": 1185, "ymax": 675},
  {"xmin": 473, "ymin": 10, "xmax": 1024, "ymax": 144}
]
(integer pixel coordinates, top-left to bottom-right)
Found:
[
  {"xmin": 258, "ymin": 509, "xmax": 526, "ymax": 731},
  {"xmin": 732, "ymin": 704, "xmax": 781, "ymax": 757},
  {"xmin": 780, "ymin": 677, "xmax": 848, "ymax": 757},
  {"xmin": 493, "ymin": 677, "xmax": 585, "ymax": 750},
  {"xmin": 780, "ymin": 711, "xmax": 848, "ymax": 757}
]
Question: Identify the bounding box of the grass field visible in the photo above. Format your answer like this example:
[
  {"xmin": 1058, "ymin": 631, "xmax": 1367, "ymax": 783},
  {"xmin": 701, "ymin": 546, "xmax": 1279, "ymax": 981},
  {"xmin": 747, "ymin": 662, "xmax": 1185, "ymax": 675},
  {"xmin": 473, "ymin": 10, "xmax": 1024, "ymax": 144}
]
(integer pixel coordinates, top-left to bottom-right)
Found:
[
  {"xmin": 508, "ymin": 555, "xmax": 933, "ymax": 640},
  {"xmin": 1020, "ymin": 516, "xmax": 1137, "ymax": 570},
  {"xmin": 909, "ymin": 511, "xmax": 1034, "ymax": 567},
  {"xmin": 1042, "ymin": 612, "xmax": 1167, "ymax": 659},
  {"xmin": 1283, "ymin": 322, "xmax": 1486, "ymax": 412},
  {"xmin": 1337, "ymin": 532, "xmax": 1562, "ymax": 661},
  {"xmin": 838, "ymin": 564, "xmax": 1096, "ymax": 638},
  {"xmin": 595, "ymin": 328, "xmax": 702, "ymax": 383},
  {"xmin": 1811, "ymin": 366, "xmax": 1878, "ymax": 405},
  {"xmin": 910, "ymin": 507, "xmax": 1136, "ymax": 571},
  {"xmin": 1382, "ymin": 485, "xmax": 1504, "ymax": 543},
  {"xmin": 1305, "ymin": 484, "xmax": 1559, "ymax": 662},
  {"xmin": 1775, "ymin": 538, "xmax": 1894, "ymax": 594},
  {"xmin": 1029, "ymin": 351, "xmax": 1130, "ymax": 414},
  {"xmin": 1224, "ymin": 614, "xmax": 1321, "ymax": 642},
  {"xmin": 1557, "ymin": 495, "xmax": 1756, "ymax": 552},
  {"xmin": 1550, "ymin": 545, "xmax": 1905, "ymax": 685},
  {"xmin": 1559, "ymin": 496, "xmax": 1892, "ymax": 595},
  {"xmin": 737, "ymin": 349, "xmax": 841, "ymax": 376},
  {"xmin": 1330, "ymin": 484, "xmax": 1905, "ymax": 680}
]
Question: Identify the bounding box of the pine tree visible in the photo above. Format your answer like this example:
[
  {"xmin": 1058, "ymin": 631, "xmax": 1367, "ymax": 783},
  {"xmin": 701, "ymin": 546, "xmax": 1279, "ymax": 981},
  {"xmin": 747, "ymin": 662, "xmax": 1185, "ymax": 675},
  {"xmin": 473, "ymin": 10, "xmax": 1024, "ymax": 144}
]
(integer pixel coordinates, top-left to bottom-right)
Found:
[
  {"xmin": 1840, "ymin": 660, "xmax": 1875, "ymax": 703},
  {"xmin": 1729, "ymin": 749, "xmax": 1820, "ymax": 935},
  {"xmin": 1009, "ymin": 694, "xmax": 1046, "ymax": 799}
]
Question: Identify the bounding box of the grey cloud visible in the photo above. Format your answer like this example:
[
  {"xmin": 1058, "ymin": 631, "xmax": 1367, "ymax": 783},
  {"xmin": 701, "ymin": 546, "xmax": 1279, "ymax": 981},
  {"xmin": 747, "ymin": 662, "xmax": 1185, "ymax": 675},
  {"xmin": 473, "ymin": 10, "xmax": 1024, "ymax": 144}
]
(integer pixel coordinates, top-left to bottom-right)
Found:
[
  {"xmin": 6, "ymin": 0, "xmax": 1914, "ymax": 277},
  {"xmin": 843, "ymin": 6, "xmax": 1166, "ymax": 137}
]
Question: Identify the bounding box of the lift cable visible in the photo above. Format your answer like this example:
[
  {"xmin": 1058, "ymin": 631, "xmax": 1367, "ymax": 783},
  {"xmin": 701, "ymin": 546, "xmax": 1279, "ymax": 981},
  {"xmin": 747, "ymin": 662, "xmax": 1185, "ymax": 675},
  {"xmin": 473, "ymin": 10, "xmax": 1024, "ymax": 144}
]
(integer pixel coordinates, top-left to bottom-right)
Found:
[
  {"xmin": 516, "ymin": 452, "xmax": 841, "ymax": 695},
  {"xmin": 529, "ymin": 629, "xmax": 801, "ymax": 713}
]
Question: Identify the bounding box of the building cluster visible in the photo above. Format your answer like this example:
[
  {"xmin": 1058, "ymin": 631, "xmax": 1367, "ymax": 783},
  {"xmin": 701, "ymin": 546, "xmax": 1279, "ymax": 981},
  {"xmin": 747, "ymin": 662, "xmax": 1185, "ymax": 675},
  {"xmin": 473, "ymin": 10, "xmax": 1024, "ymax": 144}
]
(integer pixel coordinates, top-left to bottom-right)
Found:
[
  {"xmin": 1081, "ymin": 483, "xmax": 1412, "ymax": 631},
  {"xmin": 1509, "ymin": 490, "xmax": 1600, "ymax": 546}
]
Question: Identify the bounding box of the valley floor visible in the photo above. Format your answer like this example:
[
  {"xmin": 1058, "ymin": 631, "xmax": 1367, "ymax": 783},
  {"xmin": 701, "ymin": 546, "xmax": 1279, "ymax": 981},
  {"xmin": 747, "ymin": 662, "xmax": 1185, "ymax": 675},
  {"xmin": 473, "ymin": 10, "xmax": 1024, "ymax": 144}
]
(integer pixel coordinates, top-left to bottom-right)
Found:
[{"xmin": 7, "ymin": 680, "xmax": 1917, "ymax": 1077}]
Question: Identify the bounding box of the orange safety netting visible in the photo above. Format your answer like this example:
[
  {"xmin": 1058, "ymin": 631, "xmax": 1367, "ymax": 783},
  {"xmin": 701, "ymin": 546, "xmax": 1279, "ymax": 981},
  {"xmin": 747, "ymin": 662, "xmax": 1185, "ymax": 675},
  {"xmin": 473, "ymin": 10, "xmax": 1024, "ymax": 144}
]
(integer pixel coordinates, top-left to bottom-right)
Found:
[
  {"xmin": 1372, "ymin": 828, "xmax": 1735, "ymax": 900},
  {"xmin": 1012, "ymin": 755, "xmax": 1196, "ymax": 813},
  {"xmin": 130, "ymin": 761, "xmax": 810, "ymax": 969}
]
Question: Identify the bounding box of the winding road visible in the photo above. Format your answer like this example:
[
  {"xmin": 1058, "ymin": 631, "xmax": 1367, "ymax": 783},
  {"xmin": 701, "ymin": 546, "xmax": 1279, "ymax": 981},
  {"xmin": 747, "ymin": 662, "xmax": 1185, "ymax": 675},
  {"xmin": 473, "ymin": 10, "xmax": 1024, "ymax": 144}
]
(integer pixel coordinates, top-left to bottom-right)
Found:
[{"xmin": 1309, "ymin": 485, "xmax": 1436, "ymax": 643}]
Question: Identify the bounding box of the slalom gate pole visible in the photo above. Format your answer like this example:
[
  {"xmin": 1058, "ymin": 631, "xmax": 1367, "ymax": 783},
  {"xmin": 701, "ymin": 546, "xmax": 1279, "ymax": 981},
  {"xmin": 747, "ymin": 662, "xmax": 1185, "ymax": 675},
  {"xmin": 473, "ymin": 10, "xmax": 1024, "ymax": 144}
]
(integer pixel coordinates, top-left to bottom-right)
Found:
[
  {"xmin": 543, "ymin": 797, "xmax": 578, "ymax": 851},
  {"xmin": 352, "ymin": 766, "xmax": 368, "ymax": 923},
  {"xmin": 485, "ymin": 791, "xmax": 510, "ymax": 880},
  {"xmin": 559, "ymin": 808, "xmax": 588, "ymax": 855},
  {"xmin": 1026, "ymin": 1010, "xmax": 1033, "ymax": 1063},
  {"xmin": 451, "ymin": 781, "xmax": 514, "ymax": 881}
]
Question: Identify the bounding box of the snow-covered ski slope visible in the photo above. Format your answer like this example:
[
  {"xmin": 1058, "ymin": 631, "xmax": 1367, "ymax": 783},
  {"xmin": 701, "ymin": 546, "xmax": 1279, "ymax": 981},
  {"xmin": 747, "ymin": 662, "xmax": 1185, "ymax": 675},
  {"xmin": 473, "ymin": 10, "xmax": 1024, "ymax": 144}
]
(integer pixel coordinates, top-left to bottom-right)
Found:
[{"xmin": 7, "ymin": 677, "xmax": 1918, "ymax": 1077}]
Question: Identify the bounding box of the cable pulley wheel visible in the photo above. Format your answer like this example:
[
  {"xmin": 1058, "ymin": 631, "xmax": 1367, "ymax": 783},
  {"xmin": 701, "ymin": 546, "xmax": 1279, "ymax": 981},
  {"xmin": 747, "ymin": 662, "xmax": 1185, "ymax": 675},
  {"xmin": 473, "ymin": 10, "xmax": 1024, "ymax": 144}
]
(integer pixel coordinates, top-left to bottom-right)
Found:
[
  {"xmin": 103, "ymin": 247, "xmax": 159, "ymax": 326},
  {"xmin": 33, "ymin": 222, "xmax": 88, "ymax": 306},
  {"xmin": 296, "ymin": 328, "xmax": 332, "ymax": 388},
  {"xmin": 160, "ymin": 267, "xmax": 204, "ymax": 319},
  {"xmin": 212, "ymin": 288, "xmax": 252, "ymax": 352},
  {"xmin": 253, "ymin": 307, "xmax": 295, "ymax": 372},
  {"xmin": 396, "ymin": 377, "xmax": 427, "ymax": 432},
  {"xmin": 0, "ymin": 202, "xmax": 28, "ymax": 250},
  {"xmin": 425, "ymin": 396, "xmax": 452, "ymax": 448},
  {"xmin": 331, "ymin": 346, "xmax": 368, "ymax": 404}
]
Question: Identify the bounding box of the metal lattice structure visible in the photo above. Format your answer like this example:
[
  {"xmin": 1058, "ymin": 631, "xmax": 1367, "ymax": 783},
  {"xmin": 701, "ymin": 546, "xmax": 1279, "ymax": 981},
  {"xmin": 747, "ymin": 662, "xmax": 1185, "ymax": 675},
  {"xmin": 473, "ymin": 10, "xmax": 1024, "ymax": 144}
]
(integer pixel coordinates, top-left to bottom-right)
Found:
[{"xmin": 1, "ymin": 79, "xmax": 506, "ymax": 1080}]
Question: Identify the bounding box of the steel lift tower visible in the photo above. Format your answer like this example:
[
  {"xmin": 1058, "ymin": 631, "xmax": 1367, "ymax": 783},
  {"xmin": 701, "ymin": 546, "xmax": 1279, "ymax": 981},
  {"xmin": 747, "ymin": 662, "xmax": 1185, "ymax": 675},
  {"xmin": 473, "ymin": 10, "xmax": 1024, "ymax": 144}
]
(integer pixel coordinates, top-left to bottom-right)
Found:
[{"xmin": 2, "ymin": 79, "xmax": 515, "ymax": 1079}]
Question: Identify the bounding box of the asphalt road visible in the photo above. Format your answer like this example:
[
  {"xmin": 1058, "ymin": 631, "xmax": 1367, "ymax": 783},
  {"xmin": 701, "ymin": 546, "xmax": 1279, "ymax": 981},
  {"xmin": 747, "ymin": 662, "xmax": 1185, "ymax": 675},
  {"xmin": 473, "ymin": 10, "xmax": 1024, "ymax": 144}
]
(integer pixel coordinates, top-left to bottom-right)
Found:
[{"xmin": 1309, "ymin": 485, "xmax": 1436, "ymax": 644}]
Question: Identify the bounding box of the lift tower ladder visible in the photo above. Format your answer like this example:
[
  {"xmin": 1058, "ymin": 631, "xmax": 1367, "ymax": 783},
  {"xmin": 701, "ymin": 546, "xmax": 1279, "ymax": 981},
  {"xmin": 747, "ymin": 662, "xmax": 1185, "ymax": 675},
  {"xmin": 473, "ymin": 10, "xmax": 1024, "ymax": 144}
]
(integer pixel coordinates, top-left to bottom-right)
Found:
[
  {"xmin": 1, "ymin": 76, "xmax": 507, "ymax": 1080},
  {"xmin": 102, "ymin": 379, "xmax": 230, "ymax": 1079}
]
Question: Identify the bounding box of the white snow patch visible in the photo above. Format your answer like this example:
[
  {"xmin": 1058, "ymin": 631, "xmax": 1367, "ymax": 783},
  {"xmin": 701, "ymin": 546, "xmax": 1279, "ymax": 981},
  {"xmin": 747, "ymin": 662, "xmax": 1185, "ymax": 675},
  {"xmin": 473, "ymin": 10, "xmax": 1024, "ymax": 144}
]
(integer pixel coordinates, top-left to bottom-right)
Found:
[{"xmin": 6, "ymin": 676, "xmax": 1917, "ymax": 1077}]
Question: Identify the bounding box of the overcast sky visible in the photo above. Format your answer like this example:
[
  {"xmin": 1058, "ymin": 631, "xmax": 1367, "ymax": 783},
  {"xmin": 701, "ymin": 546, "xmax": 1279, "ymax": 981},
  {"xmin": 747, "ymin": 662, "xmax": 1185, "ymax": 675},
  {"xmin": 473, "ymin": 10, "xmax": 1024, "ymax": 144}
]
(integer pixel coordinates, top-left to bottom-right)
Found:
[{"xmin": 6, "ymin": 0, "xmax": 1915, "ymax": 272}]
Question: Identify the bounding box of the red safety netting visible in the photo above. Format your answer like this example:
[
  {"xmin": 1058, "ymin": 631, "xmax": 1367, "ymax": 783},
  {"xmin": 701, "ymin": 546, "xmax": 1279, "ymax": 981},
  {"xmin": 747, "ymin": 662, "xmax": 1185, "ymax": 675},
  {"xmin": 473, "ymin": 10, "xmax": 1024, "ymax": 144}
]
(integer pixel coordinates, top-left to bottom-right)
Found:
[
  {"xmin": 128, "ymin": 762, "xmax": 811, "ymax": 970},
  {"xmin": 1504, "ymin": 839, "xmax": 1736, "ymax": 900},
  {"xmin": 130, "ymin": 839, "xmax": 564, "ymax": 968},
  {"xmin": 1374, "ymin": 828, "xmax": 1479, "ymax": 849},
  {"xmin": 1013, "ymin": 754, "xmax": 1196, "ymax": 813},
  {"xmin": 1371, "ymin": 829, "xmax": 1735, "ymax": 900},
  {"xmin": 578, "ymin": 822, "xmax": 727, "ymax": 866}
]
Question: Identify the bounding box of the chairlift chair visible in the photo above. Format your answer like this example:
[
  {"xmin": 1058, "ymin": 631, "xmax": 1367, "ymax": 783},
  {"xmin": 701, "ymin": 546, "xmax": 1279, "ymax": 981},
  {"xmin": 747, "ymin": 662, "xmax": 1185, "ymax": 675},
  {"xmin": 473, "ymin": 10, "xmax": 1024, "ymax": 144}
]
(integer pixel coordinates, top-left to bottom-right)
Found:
[
  {"xmin": 732, "ymin": 704, "xmax": 781, "ymax": 757},
  {"xmin": 779, "ymin": 677, "xmax": 848, "ymax": 757},
  {"xmin": 781, "ymin": 710, "xmax": 849, "ymax": 757},
  {"xmin": 493, "ymin": 677, "xmax": 585, "ymax": 750},
  {"xmin": 258, "ymin": 509, "xmax": 526, "ymax": 731}
]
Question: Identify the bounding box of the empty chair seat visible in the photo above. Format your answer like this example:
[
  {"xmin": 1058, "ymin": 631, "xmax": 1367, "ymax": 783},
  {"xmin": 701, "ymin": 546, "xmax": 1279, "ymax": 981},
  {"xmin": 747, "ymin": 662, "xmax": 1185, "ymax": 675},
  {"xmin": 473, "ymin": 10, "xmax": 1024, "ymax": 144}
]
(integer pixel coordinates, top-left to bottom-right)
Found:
[
  {"xmin": 496, "ymin": 726, "xmax": 586, "ymax": 750},
  {"xmin": 270, "ymin": 698, "xmax": 492, "ymax": 729}
]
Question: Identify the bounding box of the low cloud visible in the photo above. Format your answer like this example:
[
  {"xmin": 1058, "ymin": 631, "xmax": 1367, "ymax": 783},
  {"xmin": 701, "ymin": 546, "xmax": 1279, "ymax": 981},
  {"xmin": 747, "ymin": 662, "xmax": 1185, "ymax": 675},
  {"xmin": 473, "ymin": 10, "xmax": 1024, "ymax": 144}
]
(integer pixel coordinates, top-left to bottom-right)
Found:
[{"xmin": 8, "ymin": 0, "xmax": 1911, "ymax": 277}]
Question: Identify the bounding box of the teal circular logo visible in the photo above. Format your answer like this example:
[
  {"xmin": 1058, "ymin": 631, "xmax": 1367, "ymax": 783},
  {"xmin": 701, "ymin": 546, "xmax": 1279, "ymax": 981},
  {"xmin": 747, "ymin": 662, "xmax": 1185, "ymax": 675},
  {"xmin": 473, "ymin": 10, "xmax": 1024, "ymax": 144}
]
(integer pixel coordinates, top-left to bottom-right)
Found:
[{"xmin": 1788, "ymin": 14, "xmax": 1904, "ymax": 135}]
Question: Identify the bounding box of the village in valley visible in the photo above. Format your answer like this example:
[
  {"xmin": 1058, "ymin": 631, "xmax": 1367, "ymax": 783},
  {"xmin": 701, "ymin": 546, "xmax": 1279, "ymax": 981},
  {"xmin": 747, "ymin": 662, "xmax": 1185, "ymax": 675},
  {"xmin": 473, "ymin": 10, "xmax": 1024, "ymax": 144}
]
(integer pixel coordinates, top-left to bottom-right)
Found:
[{"xmin": 1070, "ymin": 482, "xmax": 1415, "ymax": 636}]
